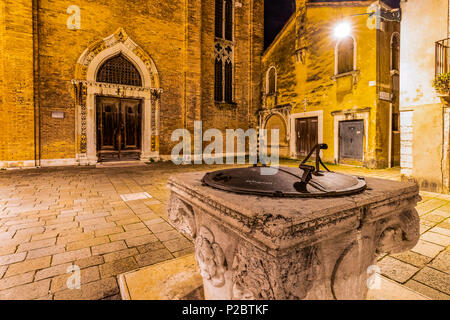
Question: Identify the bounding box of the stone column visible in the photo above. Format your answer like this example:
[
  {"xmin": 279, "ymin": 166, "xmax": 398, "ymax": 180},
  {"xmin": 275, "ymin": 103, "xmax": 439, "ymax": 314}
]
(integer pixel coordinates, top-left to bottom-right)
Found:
[{"xmin": 140, "ymin": 96, "xmax": 152, "ymax": 162}]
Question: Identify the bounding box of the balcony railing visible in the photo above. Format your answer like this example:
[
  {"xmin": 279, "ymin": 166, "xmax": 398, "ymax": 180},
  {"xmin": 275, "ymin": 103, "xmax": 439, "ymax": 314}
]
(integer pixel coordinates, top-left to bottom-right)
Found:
[{"xmin": 436, "ymin": 38, "xmax": 450, "ymax": 76}]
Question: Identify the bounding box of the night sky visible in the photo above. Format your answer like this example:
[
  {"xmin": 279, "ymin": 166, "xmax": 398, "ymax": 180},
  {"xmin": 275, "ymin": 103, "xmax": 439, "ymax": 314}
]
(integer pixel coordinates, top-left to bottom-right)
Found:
[{"xmin": 265, "ymin": 0, "xmax": 401, "ymax": 48}]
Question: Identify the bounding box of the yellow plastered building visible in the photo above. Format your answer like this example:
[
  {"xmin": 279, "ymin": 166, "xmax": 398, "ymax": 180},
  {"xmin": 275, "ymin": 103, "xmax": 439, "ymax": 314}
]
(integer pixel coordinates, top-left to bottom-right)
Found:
[{"xmin": 261, "ymin": 0, "xmax": 400, "ymax": 168}]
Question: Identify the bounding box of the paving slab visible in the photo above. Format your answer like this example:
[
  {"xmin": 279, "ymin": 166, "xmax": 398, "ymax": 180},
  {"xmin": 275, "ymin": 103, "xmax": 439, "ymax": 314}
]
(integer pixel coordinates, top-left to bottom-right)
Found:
[
  {"xmin": 367, "ymin": 276, "xmax": 430, "ymax": 300},
  {"xmin": 411, "ymin": 240, "xmax": 445, "ymax": 258},
  {"xmin": 118, "ymin": 254, "xmax": 202, "ymax": 300},
  {"xmin": 413, "ymin": 267, "xmax": 450, "ymax": 295}
]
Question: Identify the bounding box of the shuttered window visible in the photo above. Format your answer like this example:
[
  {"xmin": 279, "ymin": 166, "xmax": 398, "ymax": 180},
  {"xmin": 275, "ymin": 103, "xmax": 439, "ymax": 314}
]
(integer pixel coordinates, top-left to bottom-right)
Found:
[
  {"xmin": 391, "ymin": 34, "xmax": 400, "ymax": 71},
  {"xmin": 267, "ymin": 68, "xmax": 276, "ymax": 94},
  {"xmin": 337, "ymin": 36, "xmax": 354, "ymax": 74}
]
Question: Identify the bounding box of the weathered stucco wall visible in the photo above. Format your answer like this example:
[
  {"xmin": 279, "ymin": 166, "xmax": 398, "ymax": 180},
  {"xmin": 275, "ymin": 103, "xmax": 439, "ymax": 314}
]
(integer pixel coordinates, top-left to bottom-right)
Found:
[
  {"xmin": 263, "ymin": 16, "xmax": 298, "ymax": 109},
  {"xmin": 413, "ymin": 104, "xmax": 444, "ymax": 191},
  {"xmin": 400, "ymin": 0, "xmax": 447, "ymax": 108},
  {"xmin": 400, "ymin": 0, "xmax": 449, "ymax": 192}
]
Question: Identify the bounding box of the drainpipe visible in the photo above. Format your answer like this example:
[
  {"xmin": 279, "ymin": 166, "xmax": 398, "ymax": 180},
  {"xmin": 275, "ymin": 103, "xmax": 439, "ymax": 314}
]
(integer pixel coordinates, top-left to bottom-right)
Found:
[
  {"xmin": 388, "ymin": 103, "xmax": 392, "ymax": 168},
  {"xmin": 32, "ymin": 0, "xmax": 41, "ymax": 167}
]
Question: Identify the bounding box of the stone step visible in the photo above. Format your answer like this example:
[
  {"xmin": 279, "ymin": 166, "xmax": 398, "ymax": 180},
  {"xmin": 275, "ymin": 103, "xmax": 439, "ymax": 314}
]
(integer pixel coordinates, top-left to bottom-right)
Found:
[
  {"xmin": 96, "ymin": 161, "xmax": 146, "ymax": 168},
  {"xmin": 118, "ymin": 254, "xmax": 203, "ymax": 300}
]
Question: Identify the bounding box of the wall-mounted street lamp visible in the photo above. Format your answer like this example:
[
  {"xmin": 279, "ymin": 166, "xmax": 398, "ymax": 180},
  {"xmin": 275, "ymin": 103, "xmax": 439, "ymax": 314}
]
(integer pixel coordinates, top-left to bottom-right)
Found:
[
  {"xmin": 333, "ymin": 21, "xmax": 352, "ymax": 39},
  {"xmin": 333, "ymin": 2, "xmax": 401, "ymax": 37}
]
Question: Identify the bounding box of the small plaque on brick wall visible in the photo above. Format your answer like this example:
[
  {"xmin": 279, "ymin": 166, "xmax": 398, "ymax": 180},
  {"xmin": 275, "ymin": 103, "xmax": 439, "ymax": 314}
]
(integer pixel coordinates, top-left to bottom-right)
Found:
[
  {"xmin": 52, "ymin": 111, "xmax": 65, "ymax": 119},
  {"xmin": 379, "ymin": 92, "xmax": 392, "ymax": 101}
]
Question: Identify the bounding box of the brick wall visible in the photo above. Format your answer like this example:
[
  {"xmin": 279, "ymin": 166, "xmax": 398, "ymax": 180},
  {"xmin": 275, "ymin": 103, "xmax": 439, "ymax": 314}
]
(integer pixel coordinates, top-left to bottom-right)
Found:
[
  {"xmin": 0, "ymin": 0, "xmax": 36, "ymax": 165},
  {"xmin": 0, "ymin": 0, "xmax": 264, "ymax": 165}
]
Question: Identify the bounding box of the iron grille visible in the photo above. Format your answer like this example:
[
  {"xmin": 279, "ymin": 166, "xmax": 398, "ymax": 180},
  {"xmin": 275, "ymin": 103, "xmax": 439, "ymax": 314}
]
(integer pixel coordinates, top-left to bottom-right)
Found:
[
  {"xmin": 436, "ymin": 38, "xmax": 450, "ymax": 77},
  {"xmin": 97, "ymin": 54, "xmax": 142, "ymax": 86}
]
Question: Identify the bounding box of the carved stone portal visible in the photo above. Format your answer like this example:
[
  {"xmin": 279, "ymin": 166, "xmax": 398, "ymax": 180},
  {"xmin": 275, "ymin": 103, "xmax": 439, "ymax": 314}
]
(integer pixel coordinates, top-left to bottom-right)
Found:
[{"xmin": 167, "ymin": 172, "xmax": 420, "ymax": 300}]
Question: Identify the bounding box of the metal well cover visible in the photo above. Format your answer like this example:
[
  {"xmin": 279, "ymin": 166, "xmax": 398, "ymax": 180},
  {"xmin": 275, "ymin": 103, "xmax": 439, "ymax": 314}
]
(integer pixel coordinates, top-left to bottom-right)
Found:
[{"xmin": 201, "ymin": 166, "xmax": 367, "ymax": 198}]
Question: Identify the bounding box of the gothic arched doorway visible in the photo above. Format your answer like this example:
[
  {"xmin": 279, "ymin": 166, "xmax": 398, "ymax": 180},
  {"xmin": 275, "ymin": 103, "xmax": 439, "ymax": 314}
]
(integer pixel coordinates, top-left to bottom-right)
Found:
[
  {"xmin": 96, "ymin": 54, "xmax": 143, "ymax": 161},
  {"xmin": 73, "ymin": 28, "xmax": 161, "ymax": 165}
]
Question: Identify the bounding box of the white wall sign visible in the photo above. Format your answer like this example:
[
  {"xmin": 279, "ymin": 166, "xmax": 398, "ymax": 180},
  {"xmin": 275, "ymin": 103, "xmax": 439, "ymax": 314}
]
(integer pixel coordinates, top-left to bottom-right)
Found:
[
  {"xmin": 52, "ymin": 111, "xmax": 65, "ymax": 119},
  {"xmin": 379, "ymin": 91, "xmax": 392, "ymax": 101}
]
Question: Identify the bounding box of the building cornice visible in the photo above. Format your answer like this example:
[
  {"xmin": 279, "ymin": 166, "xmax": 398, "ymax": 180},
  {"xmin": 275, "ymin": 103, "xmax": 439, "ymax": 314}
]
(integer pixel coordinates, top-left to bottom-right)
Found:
[{"xmin": 307, "ymin": 1, "xmax": 392, "ymax": 10}]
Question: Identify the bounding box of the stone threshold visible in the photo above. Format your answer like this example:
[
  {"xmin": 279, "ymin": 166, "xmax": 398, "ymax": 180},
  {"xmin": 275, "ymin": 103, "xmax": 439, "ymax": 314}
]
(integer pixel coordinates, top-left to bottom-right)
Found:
[{"xmin": 96, "ymin": 161, "xmax": 147, "ymax": 168}]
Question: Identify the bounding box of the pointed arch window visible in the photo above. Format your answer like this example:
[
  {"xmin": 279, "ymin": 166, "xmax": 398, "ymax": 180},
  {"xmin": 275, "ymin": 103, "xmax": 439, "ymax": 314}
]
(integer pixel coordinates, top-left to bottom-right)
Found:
[
  {"xmin": 215, "ymin": 0, "xmax": 234, "ymax": 104},
  {"xmin": 267, "ymin": 67, "xmax": 277, "ymax": 95},
  {"xmin": 336, "ymin": 36, "xmax": 355, "ymax": 74},
  {"xmin": 96, "ymin": 54, "xmax": 142, "ymax": 86}
]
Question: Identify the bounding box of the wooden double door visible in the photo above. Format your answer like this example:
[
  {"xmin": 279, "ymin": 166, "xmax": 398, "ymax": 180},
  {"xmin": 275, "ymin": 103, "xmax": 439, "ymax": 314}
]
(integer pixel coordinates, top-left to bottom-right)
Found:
[
  {"xmin": 96, "ymin": 96, "xmax": 142, "ymax": 161},
  {"xmin": 295, "ymin": 117, "xmax": 318, "ymax": 157}
]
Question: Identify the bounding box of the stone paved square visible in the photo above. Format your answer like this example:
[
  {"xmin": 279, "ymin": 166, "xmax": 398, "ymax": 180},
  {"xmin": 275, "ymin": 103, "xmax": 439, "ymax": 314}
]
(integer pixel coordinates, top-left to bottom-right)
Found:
[{"xmin": 0, "ymin": 162, "xmax": 449, "ymax": 300}]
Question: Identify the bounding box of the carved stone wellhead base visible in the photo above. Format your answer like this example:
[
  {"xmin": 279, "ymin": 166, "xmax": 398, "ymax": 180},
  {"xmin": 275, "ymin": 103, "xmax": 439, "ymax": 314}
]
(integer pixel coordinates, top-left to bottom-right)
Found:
[{"xmin": 166, "ymin": 172, "xmax": 420, "ymax": 300}]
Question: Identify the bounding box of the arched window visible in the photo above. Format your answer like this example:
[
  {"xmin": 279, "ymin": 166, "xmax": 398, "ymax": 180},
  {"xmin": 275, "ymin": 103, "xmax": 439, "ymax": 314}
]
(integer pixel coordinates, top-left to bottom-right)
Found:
[
  {"xmin": 214, "ymin": 0, "xmax": 234, "ymax": 103},
  {"xmin": 96, "ymin": 54, "xmax": 142, "ymax": 86},
  {"xmin": 391, "ymin": 33, "xmax": 400, "ymax": 71},
  {"xmin": 267, "ymin": 67, "xmax": 277, "ymax": 95},
  {"xmin": 337, "ymin": 36, "xmax": 355, "ymax": 74}
]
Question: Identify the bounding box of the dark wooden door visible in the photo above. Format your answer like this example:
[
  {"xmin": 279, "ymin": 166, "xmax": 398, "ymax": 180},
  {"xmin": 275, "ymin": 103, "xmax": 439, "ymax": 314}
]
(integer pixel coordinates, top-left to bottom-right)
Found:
[
  {"xmin": 96, "ymin": 97, "xmax": 120, "ymax": 150},
  {"xmin": 96, "ymin": 97, "xmax": 142, "ymax": 161},
  {"xmin": 295, "ymin": 117, "xmax": 318, "ymax": 157},
  {"xmin": 339, "ymin": 120, "xmax": 364, "ymax": 161},
  {"xmin": 121, "ymin": 99, "xmax": 141, "ymax": 150}
]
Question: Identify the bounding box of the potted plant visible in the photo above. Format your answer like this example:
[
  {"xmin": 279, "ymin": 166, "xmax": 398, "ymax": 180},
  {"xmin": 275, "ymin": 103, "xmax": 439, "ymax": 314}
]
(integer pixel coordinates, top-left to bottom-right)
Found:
[{"xmin": 433, "ymin": 72, "xmax": 450, "ymax": 96}]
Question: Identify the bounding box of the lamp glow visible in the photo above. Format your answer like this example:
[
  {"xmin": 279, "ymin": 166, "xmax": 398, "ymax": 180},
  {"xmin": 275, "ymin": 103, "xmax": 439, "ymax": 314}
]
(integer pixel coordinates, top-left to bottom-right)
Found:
[{"xmin": 334, "ymin": 22, "xmax": 352, "ymax": 38}]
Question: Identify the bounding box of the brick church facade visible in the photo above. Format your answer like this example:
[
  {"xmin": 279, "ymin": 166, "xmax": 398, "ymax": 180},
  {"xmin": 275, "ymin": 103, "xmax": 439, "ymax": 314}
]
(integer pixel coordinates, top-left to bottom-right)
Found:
[{"xmin": 0, "ymin": 0, "xmax": 263, "ymax": 167}]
